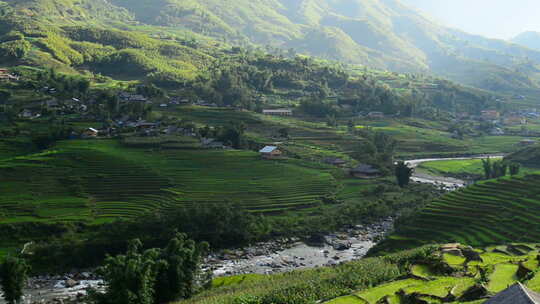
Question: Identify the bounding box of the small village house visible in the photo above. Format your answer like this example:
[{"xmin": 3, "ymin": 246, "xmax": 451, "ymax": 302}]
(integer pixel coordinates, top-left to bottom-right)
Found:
[
  {"xmin": 484, "ymin": 283, "xmax": 540, "ymax": 304},
  {"xmin": 481, "ymin": 110, "xmax": 500, "ymax": 120},
  {"xmin": 19, "ymin": 109, "xmax": 40, "ymax": 119},
  {"xmin": 504, "ymin": 115, "xmax": 527, "ymax": 125},
  {"xmin": 324, "ymin": 157, "xmax": 347, "ymax": 167},
  {"xmin": 519, "ymin": 139, "xmax": 536, "ymax": 146},
  {"xmin": 0, "ymin": 69, "xmax": 19, "ymax": 81},
  {"xmin": 44, "ymin": 99, "xmax": 61, "ymax": 110},
  {"xmin": 367, "ymin": 112, "xmax": 384, "ymax": 119},
  {"xmin": 259, "ymin": 146, "xmax": 282, "ymax": 159},
  {"xmin": 201, "ymin": 138, "xmax": 226, "ymax": 149},
  {"xmin": 81, "ymin": 128, "xmax": 99, "ymax": 138},
  {"xmin": 489, "ymin": 127, "xmax": 505, "ymax": 136},
  {"xmin": 350, "ymin": 164, "xmax": 381, "ymax": 179},
  {"xmin": 262, "ymin": 109, "xmax": 293, "ymax": 116},
  {"xmin": 136, "ymin": 122, "xmax": 158, "ymax": 130}
]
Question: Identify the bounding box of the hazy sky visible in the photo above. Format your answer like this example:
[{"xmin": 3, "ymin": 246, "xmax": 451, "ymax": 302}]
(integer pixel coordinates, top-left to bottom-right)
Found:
[{"xmin": 401, "ymin": 0, "xmax": 540, "ymax": 40}]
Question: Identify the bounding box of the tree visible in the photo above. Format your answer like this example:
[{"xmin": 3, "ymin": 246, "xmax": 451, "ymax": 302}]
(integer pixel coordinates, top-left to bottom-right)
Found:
[
  {"xmin": 153, "ymin": 234, "xmax": 209, "ymax": 303},
  {"xmin": 91, "ymin": 235, "xmax": 209, "ymax": 304},
  {"xmin": 91, "ymin": 240, "xmax": 157, "ymax": 304},
  {"xmin": 0, "ymin": 90, "xmax": 11, "ymax": 102},
  {"xmin": 509, "ymin": 162, "xmax": 521, "ymax": 176},
  {"xmin": 395, "ymin": 161, "xmax": 414, "ymax": 188},
  {"xmin": 481, "ymin": 158, "xmax": 492, "ymax": 179},
  {"xmin": 0, "ymin": 256, "xmax": 30, "ymax": 304},
  {"xmin": 77, "ymin": 79, "xmax": 91, "ymax": 96},
  {"xmin": 278, "ymin": 128, "xmax": 289, "ymax": 139}
]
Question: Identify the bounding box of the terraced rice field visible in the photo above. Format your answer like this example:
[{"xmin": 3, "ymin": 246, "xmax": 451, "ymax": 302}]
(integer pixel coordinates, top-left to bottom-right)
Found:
[
  {"xmin": 0, "ymin": 139, "xmax": 337, "ymax": 224},
  {"xmin": 374, "ymin": 173, "xmax": 540, "ymax": 253},
  {"xmin": 326, "ymin": 244, "xmax": 540, "ymax": 304}
]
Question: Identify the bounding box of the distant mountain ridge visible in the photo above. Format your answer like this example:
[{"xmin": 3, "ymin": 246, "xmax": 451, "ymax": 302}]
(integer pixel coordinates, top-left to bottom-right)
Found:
[
  {"xmin": 100, "ymin": 0, "xmax": 540, "ymax": 91},
  {"xmin": 512, "ymin": 31, "xmax": 540, "ymax": 51},
  {"xmin": 3, "ymin": 0, "xmax": 540, "ymax": 93}
]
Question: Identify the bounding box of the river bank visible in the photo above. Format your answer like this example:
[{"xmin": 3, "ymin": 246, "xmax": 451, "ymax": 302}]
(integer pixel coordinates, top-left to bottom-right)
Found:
[
  {"xmin": 1, "ymin": 218, "xmax": 394, "ymax": 304},
  {"xmin": 206, "ymin": 217, "xmax": 394, "ymax": 276}
]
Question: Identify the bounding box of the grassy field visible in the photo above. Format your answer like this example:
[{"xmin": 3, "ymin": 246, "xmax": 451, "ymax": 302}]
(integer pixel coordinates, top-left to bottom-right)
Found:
[
  {"xmin": 417, "ymin": 159, "xmax": 487, "ymax": 177},
  {"xmin": 372, "ymin": 173, "xmax": 540, "ymax": 254},
  {"xmin": 356, "ymin": 119, "xmax": 529, "ymax": 157},
  {"xmin": 180, "ymin": 244, "xmax": 540, "ymax": 304},
  {"xmin": 417, "ymin": 158, "xmax": 536, "ymax": 178},
  {"xmin": 0, "ymin": 139, "xmax": 339, "ymax": 225}
]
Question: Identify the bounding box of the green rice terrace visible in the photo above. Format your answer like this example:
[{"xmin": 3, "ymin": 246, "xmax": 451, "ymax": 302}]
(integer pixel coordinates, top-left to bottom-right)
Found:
[
  {"xmin": 0, "ymin": 139, "xmax": 338, "ymax": 224},
  {"xmin": 326, "ymin": 244, "xmax": 540, "ymax": 304},
  {"xmin": 180, "ymin": 243, "xmax": 540, "ymax": 304},
  {"xmin": 372, "ymin": 173, "xmax": 540, "ymax": 254}
]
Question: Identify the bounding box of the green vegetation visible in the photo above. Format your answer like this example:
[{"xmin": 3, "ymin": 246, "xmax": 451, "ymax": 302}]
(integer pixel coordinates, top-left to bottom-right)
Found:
[
  {"xmin": 506, "ymin": 145, "xmax": 540, "ymax": 168},
  {"xmin": 0, "ymin": 256, "xmax": 30, "ymax": 304},
  {"xmin": 173, "ymin": 244, "xmax": 540, "ymax": 304},
  {"xmin": 418, "ymin": 159, "xmax": 488, "ymax": 178},
  {"xmin": 418, "ymin": 158, "xmax": 533, "ymax": 180},
  {"xmin": 0, "ymin": 139, "xmax": 337, "ymax": 223},
  {"xmin": 179, "ymin": 245, "xmax": 436, "ymax": 304},
  {"xmin": 372, "ymin": 173, "xmax": 540, "ymax": 254},
  {"xmin": 395, "ymin": 161, "xmax": 413, "ymax": 188},
  {"xmin": 90, "ymin": 234, "xmax": 208, "ymax": 304}
]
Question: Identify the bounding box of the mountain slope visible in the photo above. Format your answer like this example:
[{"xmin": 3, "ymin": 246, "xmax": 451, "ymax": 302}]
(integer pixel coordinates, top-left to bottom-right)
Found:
[
  {"xmin": 104, "ymin": 0, "xmax": 540, "ymax": 92},
  {"xmin": 371, "ymin": 173, "xmax": 540, "ymax": 255},
  {"xmin": 2, "ymin": 0, "xmax": 540, "ymax": 94},
  {"xmin": 512, "ymin": 31, "xmax": 540, "ymax": 51}
]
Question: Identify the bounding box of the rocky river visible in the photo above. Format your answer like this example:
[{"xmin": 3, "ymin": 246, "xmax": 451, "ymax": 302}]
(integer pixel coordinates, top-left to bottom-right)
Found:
[{"xmin": 1, "ymin": 218, "xmax": 393, "ymax": 304}]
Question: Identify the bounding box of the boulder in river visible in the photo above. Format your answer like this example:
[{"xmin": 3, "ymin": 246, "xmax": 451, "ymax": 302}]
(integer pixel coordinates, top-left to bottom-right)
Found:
[{"xmin": 65, "ymin": 279, "xmax": 78, "ymax": 288}]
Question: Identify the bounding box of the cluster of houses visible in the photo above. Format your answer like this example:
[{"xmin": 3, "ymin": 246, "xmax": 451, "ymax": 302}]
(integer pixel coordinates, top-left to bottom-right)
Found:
[
  {"xmin": 0, "ymin": 69, "xmax": 19, "ymax": 82},
  {"xmin": 118, "ymin": 92, "xmax": 149, "ymax": 103},
  {"xmin": 18, "ymin": 98, "xmax": 89, "ymax": 119}
]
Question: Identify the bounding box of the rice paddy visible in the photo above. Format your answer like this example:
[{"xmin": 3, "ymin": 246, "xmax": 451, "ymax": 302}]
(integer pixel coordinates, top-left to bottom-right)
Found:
[
  {"xmin": 0, "ymin": 139, "xmax": 338, "ymax": 224},
  {"xmin": 325, "ymin": 244, "xmax": 540, "ymax": 304},
  {"xmin": 373, "ymin": 173, "xmax": 540, "ymax": 253}
]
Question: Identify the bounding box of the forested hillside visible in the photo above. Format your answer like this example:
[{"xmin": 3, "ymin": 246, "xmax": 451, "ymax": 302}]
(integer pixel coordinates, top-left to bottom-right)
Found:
[
  {"xmin": 102, "ymin": 0, "xmax": 540, "ymax": 92},
  {"xmin": 2, "ymin": 0, "xmax": 540, "ymax": 95}
]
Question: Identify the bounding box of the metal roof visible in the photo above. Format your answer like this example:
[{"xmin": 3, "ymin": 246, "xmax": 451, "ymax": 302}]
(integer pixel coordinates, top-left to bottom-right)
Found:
[
  {"xmin": 485, "ymin": 283, "xmax": 540, "ymax": 304},
  {"xmin": 259, "ymin": 146, "xmax": 278, "ymax": 153}
]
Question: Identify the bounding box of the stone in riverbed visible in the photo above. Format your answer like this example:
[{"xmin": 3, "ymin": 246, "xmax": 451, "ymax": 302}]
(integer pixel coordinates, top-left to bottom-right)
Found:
[{"xmin": 65, "ymin": 279, "xmax": 79, "ymax": 288}]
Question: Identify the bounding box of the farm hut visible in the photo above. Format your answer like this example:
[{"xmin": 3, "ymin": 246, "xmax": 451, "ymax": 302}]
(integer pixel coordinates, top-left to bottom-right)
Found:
[
  {"xmin": 262, "ymin": 109, "xmax": 293, "ymax": 116},
  {"xmin": 350, "ymin": 164, "xmax": 381, "ymax": 179},
  {"xmin": 208, "ymin": 141, "xmax": 225, "ymax": 149},
  {"xmin": 481, "ymin": 110, "xmax": 500, "ymax": 120},
  {"xmin": 19, "ymin": 109, "xmax": 34, "ymax": 119},
  {"xmin": 259, "ymin": 146, "xmax": 282, "ymax": 159},
  {"xmin": 520, "ymin": 139, "xmax": 537, "ymax": 146},
  {"xmin": 136, "ymin": 122, "xmax": 158, "ymax": 130},
  {"xmin": 324, "ymin": 157, "xmax": 347, "ymax": 167},
  {"xmin": 484, "ymin": 283, "xmax": 540, "ymax": 304},
  {"xmin": 367, "ymin": 112, "xmax": 384, "ymax": 119},
  {"xmin": 81, "ymin": 128, "xmax": 99, "ymax": 138},
  {"xmin": 44, "ymin": 99, "xmax": 60, "ymax": 110},
  {"xmin": 129, "ymin": 95, "xmax": 148, "ymax": 102}
]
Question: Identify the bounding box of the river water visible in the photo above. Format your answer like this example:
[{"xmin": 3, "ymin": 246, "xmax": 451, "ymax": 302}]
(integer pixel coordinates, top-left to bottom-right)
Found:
[{"xmin": 2, "ymin": 155, "xmax": 502, "ymax": 303}]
